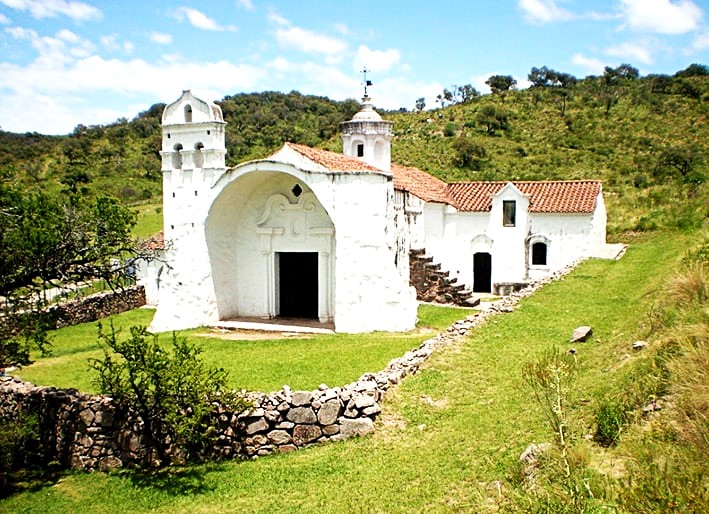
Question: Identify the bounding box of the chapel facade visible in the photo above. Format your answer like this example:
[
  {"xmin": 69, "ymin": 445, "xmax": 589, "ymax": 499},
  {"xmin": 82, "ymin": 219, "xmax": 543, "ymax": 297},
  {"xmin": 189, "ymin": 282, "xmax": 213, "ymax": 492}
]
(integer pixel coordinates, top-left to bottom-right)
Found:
[{"xmin": 144, "ymin": 90, "xmax": 611, "ymax": 334}]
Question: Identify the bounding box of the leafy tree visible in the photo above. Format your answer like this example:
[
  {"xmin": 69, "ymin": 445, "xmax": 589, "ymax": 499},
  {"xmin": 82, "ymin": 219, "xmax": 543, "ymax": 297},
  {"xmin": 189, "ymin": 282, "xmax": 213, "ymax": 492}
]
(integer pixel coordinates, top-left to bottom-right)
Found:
[
  {"xmin": 475, "ymin": 105, "xmax": 509, "ymax": 135},
  {"xmin": 415, "ymin": 97, "xmax": 426, "ymax": 111},
  {"xmin": 452, "ymin": 137, "xmax": 487, "ymax": 169},
  {"xmin": 486, "ymin": 75, "xmax": 517, "ymax": 94},
  {"xmin": 674, "ymin": 63, "xmax": 709, "ymax": 78},
  {"xmin": 0, "ymin": 183, "xmax": 141, "ymax": 367},
  {"xmin": 456, "ymin": 84, "xmax": 480, "ymax": 103},
  {"xmin": 654, "ymin": 145, "xmax": 705, "ymax": 185},
  {"xmin": 603, "ymin": 63, "xmax": 639, "ymax": 85},
  {"xmin": 90, "ymin": 324, "xmax": 250, "ymax": 467}
]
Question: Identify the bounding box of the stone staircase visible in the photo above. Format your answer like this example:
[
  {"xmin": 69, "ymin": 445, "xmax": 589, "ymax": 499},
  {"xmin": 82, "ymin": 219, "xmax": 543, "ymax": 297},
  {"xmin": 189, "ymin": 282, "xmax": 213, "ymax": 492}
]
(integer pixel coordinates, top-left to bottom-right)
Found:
[{"xmin": 409, "ymin": 249, "xmax": 479, "ymax": 307}]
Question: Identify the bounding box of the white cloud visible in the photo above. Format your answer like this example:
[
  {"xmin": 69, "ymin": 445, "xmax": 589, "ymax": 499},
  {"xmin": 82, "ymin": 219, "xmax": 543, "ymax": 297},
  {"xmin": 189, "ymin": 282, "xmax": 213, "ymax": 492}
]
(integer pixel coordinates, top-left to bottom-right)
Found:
[
  {"xmin": 605, "ymin": 41, "xmax": 654, "ymax": 64},
  {"xmin": 236, "ymin": 0, "xmax": 254, "ymax": 10},
  {"xmin": 150, "ymin": 32, "xmax": 172, "ymax": 45},
  {"xmin": 0, "ymin": 13, "xmax": 10, "ymax": 24},
  {"xmin": 518, "ymin": 0, "xmax": 573, "ymax": 23},
  {"xmin": 172, "ymin": 7, "xmax": 236, "ymax": 32},
  {"xmin": 571, "ymin": 53, "xmax": 607, "ymax": 75},
  {"xmin": 0, "ymin": 35, "xmax": 267, "ymax": 133},
  {"xmin": 620, "ymin": 0, "xmax": 703, "ymax": 35},
  {"xmin": 274, "ymin": 24, "xmax": 347, "ymax": 55},
  {"xmin": 691, "ymin": 29, "xmax": 709, "ymax": 51},
  {"xmin": 0, "ymin": 0, "xmax": 101, "ymax": 21},
  {"xmin": 353, "ymin": 45, "xmax": 401, "ymax": 73}
]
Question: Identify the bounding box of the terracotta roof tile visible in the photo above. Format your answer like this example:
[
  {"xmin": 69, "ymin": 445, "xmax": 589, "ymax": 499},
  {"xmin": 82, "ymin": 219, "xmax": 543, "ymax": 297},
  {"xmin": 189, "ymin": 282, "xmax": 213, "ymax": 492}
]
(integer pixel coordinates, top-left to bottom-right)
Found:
[
  {"xmin": 144, "ymin": 230, "xmax": 164, "ymax": 250},
  {"xmin": 445, "ymin": 181, "xmax": 601, "ymax": 213},
  {"xmin": 285, "ymin": 142, "xmax": 385, "ymax": 173},
  {"xmin": 391, "ymin": 164, "xmax": 448, "ymax": 204}
]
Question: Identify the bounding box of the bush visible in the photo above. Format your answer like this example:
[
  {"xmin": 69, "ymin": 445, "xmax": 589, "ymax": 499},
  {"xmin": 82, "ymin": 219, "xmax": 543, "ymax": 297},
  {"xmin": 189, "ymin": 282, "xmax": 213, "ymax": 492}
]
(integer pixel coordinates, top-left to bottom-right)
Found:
[
  {"xmin": 443, "ymin": 122, "xmax": 456, "ymax": 137},
  {"xmin": 90, "ymin": 324, "xmax": 251, "ymax": 467},
  {"xmin": 594, "ymin": 400, "xmax": 627, "ymax": 446},
  {"xmin": 0, "ymin": 412, "xmax": 39, "ymax": 494}
]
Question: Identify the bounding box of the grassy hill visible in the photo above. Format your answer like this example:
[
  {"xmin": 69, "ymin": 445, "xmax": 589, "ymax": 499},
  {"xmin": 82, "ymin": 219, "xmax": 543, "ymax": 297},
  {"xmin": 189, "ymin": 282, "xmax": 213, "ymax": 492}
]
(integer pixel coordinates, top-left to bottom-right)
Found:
[
  {"xmin": 1, "ymin": 66, "xmax": 706, "ymax": 238},
  {"xmin": 2, "ymin": 230, "xmax": 706, "ymax": 512}
]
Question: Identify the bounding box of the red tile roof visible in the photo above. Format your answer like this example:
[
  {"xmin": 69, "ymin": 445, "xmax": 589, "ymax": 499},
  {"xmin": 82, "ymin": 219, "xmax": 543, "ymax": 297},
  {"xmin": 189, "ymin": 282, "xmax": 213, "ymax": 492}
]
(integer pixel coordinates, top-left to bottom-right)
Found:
[
  {"xmin": 285, "ymin": 143, "xmax": 385, "ymax": 173},
  {"xmin": 281, "ymin": 143, "xmax": 601, "ymax": 214},
  {"xmin": 144, "ymin": 230, "xmax": 165, "ymax": 250},
  {"xmin": 445, "ymin": 181, "xmax": 601, "ymax": 213},
  {"xmin": 391, "ymin": 163, "xmax": 448, "ymax": 204}
]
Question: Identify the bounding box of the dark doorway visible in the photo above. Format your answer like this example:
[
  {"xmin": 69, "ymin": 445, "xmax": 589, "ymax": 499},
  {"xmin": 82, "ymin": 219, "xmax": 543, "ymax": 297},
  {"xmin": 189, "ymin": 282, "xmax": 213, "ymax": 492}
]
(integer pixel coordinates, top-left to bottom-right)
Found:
[
  {"xmin": 473, "ymin": 252, "xmax": 492, "ymax": 293},
  {"xmin": 278, "ymin": 252, "xmax": 318, "ymax": 319}
]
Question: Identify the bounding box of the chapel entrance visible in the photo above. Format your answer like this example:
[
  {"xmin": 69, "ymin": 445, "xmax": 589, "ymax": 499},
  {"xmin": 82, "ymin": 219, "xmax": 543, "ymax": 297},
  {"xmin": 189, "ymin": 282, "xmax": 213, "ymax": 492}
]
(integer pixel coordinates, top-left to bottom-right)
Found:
[
  {"xmin": 473, "ymin": 252, "xmax": 492, "ymax": 293},
  {"xmin": 277, "ymin": 252, "xmax": 318, "ymax": 319}
]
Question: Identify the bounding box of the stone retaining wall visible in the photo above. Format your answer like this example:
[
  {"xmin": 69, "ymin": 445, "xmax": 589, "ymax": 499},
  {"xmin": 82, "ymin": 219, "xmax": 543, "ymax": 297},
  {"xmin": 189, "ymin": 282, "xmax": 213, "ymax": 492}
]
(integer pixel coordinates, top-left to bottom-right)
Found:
[
  {"xmin": 0, "ymin": 262, "xmax": 580, "ymax": 470},
  {"xmin": 4, "ymin": 286, "xmax": 146, "ymax": 336}
]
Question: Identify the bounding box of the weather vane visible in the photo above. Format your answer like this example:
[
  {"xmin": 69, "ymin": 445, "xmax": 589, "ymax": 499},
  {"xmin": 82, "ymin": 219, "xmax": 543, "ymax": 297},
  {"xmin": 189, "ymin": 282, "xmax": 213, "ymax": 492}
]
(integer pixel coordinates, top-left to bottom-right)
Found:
[{"xmin": 361, "ymin": 67, "xmax": 373, "ymax": 96}]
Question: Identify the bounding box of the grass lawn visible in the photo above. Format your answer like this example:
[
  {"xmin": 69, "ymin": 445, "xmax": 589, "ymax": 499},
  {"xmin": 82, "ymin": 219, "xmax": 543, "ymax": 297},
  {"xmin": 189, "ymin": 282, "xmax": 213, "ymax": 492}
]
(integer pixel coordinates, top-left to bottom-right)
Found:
[
  {"xmin": 2, "ymin": 231, "xmax": 698, "ymax": 513},
  {"xmin": 16, "ymin": 304, "xmax": 471, "ymax": 394},
  {"xmin": 131, "ymin": 203, "xmax": 163, "ymax": 239}
]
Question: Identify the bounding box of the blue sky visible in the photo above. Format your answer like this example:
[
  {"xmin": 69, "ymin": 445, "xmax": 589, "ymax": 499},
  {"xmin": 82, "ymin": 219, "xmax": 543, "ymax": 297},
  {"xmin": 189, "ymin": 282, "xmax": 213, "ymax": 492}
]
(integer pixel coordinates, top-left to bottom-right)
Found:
[{"xmin": 0, "ymin": 0, "xmax": 707, "ymax": 134}]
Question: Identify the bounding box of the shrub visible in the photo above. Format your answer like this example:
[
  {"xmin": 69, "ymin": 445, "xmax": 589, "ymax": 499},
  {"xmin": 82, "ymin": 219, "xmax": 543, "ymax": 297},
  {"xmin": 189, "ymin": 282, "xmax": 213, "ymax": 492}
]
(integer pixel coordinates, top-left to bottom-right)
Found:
[
  {"xmin": 0, "ymin": 412, "xmax": 39, "ymax": 494},
  {"xmin": 443, "ymin": 122, "xmax": 456, "ymax": 137},
  {"xmin": 90, "ymin": 323, "xmax": 251, "ymax": 467},
  {"xmin": 594, "ymin": 399, "xmax": 627, "ymax": 446}
]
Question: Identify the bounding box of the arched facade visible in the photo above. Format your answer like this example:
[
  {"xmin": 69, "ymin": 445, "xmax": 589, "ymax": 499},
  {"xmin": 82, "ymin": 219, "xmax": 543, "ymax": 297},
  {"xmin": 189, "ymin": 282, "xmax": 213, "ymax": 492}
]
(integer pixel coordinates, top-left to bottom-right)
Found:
[{"xmin": 206, "ymin": 167, "xmax": 335, "ymax": 322}]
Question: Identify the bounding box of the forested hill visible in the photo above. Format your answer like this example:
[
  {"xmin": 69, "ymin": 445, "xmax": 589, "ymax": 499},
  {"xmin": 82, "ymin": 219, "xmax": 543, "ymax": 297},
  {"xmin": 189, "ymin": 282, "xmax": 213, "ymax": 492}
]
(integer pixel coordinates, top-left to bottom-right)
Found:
[
  {"xmin": 1, "ymin": 64, "xmax": 707, "ymax": 235},
  {"xmin": 0, "ymin": 92, "xmax": 360, "ymax": 204}
]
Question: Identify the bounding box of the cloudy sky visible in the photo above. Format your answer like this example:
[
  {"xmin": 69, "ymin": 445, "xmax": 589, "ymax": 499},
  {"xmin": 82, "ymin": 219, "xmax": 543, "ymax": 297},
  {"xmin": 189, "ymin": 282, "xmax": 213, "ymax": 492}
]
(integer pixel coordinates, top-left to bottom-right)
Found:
[{"xmin": 0, "ymin": 0, "xmax": 706, "ymax": 134}]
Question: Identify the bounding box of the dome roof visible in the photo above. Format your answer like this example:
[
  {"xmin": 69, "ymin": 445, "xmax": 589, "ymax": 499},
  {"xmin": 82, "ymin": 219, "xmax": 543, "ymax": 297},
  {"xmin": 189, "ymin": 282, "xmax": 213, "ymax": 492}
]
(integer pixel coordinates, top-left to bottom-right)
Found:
[{"xmin": 350, "ymin": 95, "xmax": 383, "ymax": 121}]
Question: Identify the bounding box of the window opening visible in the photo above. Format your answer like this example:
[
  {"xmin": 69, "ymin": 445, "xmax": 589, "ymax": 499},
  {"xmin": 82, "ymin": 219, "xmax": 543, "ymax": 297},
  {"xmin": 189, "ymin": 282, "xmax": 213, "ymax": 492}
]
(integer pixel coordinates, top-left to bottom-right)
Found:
[
  {"xmin": 503, "ymin": 200, "xmax": 516, "ymax": 227},
  {"xmin": 357, "ymin": 143, "xmax": 364, "ymax": 157},
  {"xmin": 292, "ymin": 184, "xmax": 303, "ymax": 198},
  {"xmin": 184, "ymin": 104, "xmax": 192, "ymax": 123},
  {"xmin": 532, "ymin": 242, "xmax": 547, "ymax": 266}
]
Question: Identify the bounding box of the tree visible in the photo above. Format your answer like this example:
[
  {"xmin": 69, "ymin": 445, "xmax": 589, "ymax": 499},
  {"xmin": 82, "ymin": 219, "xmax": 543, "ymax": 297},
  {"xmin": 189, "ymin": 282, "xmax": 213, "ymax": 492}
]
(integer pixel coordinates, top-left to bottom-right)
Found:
[
  {"xmin": 486, "ymin": 75, "xmax": 516, "ymax": 94},
  {"xmin": 674, "ymin": 63, "xmax": 708, "ymax": 78},
  {"xmin": 0, "ymin": 184, "xmax": 141, "ymax": 367},
  {"xmin": 415, "ymin": 97, "xmax": 426, "ymax": 111},
  {"xmin": 457, "ymin": 84, "xmax": 480, "ymax": 103},
  {"xmin": 476, "ymin": 105, "xmax": 509, "ymax": 135},
  {"xmin": 529, "ymin": 66, "xmax": 577, "ymax": 89},
  {"xmin": 452, "ymin": 137, "xmax": 487, "ymax": 169},
  {"xmin": 603, "ymin": 63, "xmax": 639, "ymax": 85},
  {"xmin": 90, "ymin": 324, "xmax": 250, "ymax": 467}
]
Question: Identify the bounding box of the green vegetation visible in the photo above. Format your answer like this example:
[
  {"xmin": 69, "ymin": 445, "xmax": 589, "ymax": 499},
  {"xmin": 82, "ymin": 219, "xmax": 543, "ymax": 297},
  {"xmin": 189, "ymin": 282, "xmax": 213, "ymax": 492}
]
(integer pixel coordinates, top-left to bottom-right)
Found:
[
  {"xmin": 91, "ymin": 324, "xmax": 250, "ymax": 467},
  {"xmin": 16, "ymin": 306, "xmax": 444, "ymax": 393},
  {"xmin": 3, "ymin": 230, "xmax": 706, "ymax": 512},
  {"xmin": 2, "ymin": 65, "xmax": 706, "ymax": 238}
]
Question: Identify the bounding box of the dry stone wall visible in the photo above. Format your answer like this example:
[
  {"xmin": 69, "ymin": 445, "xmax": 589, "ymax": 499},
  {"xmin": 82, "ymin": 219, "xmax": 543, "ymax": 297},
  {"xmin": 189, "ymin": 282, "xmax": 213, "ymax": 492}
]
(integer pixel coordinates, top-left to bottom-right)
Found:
[
  {"xmin": 0, "ymin": 262, "xmax": 580, "ymax": 471},
  {"xmin": 4, "ymin": 286, "xmax": 146, "ymax": 336}
]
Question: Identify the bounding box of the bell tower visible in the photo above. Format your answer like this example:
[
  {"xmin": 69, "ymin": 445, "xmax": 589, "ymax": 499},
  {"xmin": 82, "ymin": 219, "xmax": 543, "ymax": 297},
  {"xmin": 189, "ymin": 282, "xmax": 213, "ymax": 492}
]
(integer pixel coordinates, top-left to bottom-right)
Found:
[
  {"xmin": 340, "ymin": 70, "xmax": 393, "ymax": 171},
  {"xmin": 160, "ymin": 90, "xmax": 227, "ymax": 239}
]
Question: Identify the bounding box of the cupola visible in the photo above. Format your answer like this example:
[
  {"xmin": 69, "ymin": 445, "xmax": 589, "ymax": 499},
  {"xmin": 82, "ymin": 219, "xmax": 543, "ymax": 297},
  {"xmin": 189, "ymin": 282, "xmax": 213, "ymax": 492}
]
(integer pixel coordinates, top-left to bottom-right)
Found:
[{"xmin": 340, "ymin": 90, "xmax": 393, "ymax": 171}]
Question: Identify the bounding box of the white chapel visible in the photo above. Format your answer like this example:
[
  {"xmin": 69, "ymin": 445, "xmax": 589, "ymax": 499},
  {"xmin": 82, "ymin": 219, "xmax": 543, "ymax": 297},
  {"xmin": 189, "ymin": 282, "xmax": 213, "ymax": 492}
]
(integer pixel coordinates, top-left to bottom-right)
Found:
[{"xmin": 144, "ymin": 90, "xmax": 611, "ymax": 334}]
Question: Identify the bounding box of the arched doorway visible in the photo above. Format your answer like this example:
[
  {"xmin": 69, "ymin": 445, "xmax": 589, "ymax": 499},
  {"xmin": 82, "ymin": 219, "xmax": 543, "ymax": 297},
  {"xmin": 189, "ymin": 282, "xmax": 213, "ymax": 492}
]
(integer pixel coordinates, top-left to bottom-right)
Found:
[
  {"xmin": 473, "ymin": 252, "xmax": 492, "ymax": 293},
  {"xmin": 206, "ymin": 168, "xmax": 335, "ymax": 322}
]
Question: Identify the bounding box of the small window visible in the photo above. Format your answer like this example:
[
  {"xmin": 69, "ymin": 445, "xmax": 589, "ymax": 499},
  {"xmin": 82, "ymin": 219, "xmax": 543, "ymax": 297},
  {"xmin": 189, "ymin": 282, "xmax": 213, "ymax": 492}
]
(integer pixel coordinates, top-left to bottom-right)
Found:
[
  {"xmin": 184, "ymin": 104, "xmax": 193, "ymax": 123},
  {"xmin": 172, "ymin": 143, "xmax": 183, "ymax": 169},
  {"xmin": 357, "ymin": 143, "xmax": 364, "ymax": 157},
  {"xmin": 532, "ymin": 242, "xmax": 547, "ymax": 265},
  {"xmin": 291, "ymin": 184, "xmax": 303, "ymax": 197},
  {"xmin": 503, "ymin": 200, "xmax": 516, "ymax": 227}
]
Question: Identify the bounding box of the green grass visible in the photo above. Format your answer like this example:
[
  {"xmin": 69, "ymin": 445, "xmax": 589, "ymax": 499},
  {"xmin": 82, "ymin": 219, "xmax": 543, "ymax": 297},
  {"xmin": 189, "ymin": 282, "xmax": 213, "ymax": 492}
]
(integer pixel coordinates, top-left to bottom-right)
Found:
[
  {"xmin": 3, "ymin": 231, "xmax": 703, "ymax": 513},
  {"xmin": 131, "ymin": 203, "xmax": 163, "ymax": 238},
  {"xmin": 17, "ymin": 307, "xmax": 443, "ymax": 394}
]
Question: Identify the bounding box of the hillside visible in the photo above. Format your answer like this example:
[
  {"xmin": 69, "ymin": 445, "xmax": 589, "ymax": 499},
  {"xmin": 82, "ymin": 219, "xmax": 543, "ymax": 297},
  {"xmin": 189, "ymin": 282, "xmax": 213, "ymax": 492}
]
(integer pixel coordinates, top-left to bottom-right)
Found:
[{"xmin": 1, "ymin": 65, "xmax": 706, "ymax": 236}]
